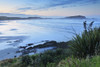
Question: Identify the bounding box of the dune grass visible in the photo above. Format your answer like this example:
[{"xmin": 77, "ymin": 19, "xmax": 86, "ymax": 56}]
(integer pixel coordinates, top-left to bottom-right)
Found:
[{"xmin": 70, "ymin": 22, "xmax": 100, "ymax": 58}]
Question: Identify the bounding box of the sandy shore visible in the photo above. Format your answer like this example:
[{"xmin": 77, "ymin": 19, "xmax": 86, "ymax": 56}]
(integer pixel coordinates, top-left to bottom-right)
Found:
[
  {"xmin": 0, "ymin": 36, "xmax": 27, "ymax": 60},
  {"xmin": 0, "ymin": 48, "xmax": 21, "ymax": 60}
]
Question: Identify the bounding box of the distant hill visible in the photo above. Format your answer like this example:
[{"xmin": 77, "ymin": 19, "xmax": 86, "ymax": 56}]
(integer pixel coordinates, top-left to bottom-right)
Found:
[
  {"xmin": 65, "ymin": 15, "xmax": 86, "ymax": 19},
  {"xmin": 0, "ymin": 16, "xmax": 42, "ymax": 20},
  {"xmin": 0, "ymin": 13, "xmax": 87, "ymax": 20}
]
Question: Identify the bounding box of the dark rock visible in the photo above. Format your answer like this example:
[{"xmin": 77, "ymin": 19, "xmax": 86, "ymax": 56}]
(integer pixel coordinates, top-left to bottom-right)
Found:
[
  {"xmin": 27, "ymin": 43, "xmax": 34, "ymax": 46},
  {"xmin": 19, "ymin": 46, "xmax": 27, "ymax": 49}
]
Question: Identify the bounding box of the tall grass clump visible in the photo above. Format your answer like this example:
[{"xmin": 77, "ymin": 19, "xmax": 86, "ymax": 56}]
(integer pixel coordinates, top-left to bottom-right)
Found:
[{"xmin": 70, "ymin": 21, "xmax": 100, "ymax": 58}]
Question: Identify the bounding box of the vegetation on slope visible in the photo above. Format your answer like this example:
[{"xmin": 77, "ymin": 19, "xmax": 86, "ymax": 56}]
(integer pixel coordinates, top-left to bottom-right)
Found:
[
  {"xmin": 53, "ymin": 55, "xmax": 100, "ymax": 67},
  {"xmin": 70, "ymin": 21, "xmax": 100, "ymax": 58}
]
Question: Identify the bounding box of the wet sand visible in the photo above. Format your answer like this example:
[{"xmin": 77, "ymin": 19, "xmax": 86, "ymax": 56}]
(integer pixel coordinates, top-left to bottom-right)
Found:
[
  {"xmin": 0, "ymin": 36, "xmax": 26, "ymax": 60},
  {"xmin": 0, "ymin": 48, "xmax": 20, "ymax": 60}
]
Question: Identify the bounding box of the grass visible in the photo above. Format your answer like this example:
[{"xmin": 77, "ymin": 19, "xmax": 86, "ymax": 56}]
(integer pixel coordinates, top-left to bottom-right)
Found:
[
  {"xmin": 57, "ymin": 55, "xmax": 100, "ymax": 67},
  {"xmin": 0, "ymin": 55, "xmax": 100, "ymax": 67}
]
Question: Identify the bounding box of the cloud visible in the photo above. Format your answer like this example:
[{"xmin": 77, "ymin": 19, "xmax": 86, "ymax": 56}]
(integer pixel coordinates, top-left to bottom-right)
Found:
[
  {"xmin": 18, "ymin": 7, "xmax": 32, "ymax": 11},
  {"xmin": 18, "ymin": 7, "xmax": 32, "ymax": 10},
  {"xmin": 17, "ymin": 0, "xmax": 100, "ymax": 11}
]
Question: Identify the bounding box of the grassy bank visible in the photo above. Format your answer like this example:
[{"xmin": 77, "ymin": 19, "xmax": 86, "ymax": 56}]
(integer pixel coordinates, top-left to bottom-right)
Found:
[
  {"xmin": 50, "ymin": 55, "xmax": 100, "ymax": 67},
  {"xmin": 0, "ymin": 51, "xmax": 100, "ymax": 67}
]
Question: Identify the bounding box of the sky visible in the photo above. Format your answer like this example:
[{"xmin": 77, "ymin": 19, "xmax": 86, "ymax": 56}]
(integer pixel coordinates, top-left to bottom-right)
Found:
[{"xmin": 0, "ymin": 0, "xmax": 100, "ymax": 16}]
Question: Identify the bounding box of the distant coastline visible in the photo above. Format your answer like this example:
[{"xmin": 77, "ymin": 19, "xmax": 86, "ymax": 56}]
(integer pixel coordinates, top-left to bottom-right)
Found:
[{"xmin": 0, "ymin": 15, "xmax": 86, "ymax": 20}]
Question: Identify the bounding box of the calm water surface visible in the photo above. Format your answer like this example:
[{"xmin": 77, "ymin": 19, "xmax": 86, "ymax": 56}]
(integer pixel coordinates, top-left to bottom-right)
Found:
[{"xmin": 0, "ymin": 19, "xmax": 100, "ymax": 50}]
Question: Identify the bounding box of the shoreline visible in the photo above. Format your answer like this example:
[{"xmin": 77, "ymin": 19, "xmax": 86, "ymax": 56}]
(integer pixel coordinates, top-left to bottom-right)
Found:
[
  {"xmin": 0, "ymin": 40, "xmax": 70, "ymax": 60},
  {"xmin": 0, "ymin": 36, "xmax": 26, "ymax": 60}
]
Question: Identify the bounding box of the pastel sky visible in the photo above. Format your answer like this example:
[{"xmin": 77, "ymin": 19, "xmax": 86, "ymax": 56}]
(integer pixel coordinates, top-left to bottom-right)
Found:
[{"xmin": 0, "ymin": 0, "xmax": 100, "ymax": 16}]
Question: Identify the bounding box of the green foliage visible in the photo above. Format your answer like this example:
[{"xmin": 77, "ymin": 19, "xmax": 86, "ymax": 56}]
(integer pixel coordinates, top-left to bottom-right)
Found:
[
  {"xmin": 46, "ymin": 63, "xmax": 57, "ymax": 67},
  {"xmin": 21, "ymin": 55, "xmax": 32, "ymax": 65},
  {"xmin": 57, "ymin": 56, "xmax": 100, "ymax": 67},
  {"xmin": 0, "ymin": 55, "xmax": 100, "ymax": 67},
  {"xmin": 37, "ymin": 49, "xmax": 68, "ymax": 66},
  {"xmin": 0, "ymin": 58, "xmax": 18, "ymax": 67},
  {"xmin": 70, "ymin": 27, "xmax": 100, "ymax": 58}
]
